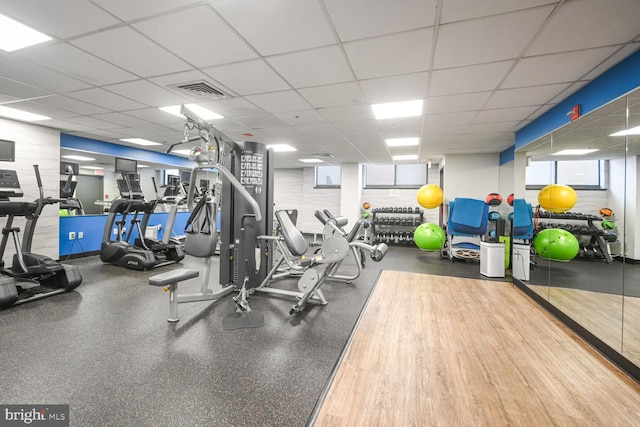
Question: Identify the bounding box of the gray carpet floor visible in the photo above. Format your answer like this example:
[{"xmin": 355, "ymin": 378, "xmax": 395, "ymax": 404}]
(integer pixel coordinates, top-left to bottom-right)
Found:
[{"xmin": 8, "ymin": 242, "xmax": 624, "ymax": 426}]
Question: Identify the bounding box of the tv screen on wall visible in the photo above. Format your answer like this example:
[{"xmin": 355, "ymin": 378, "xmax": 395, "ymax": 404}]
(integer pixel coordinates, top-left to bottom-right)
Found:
[
  {"xmin": 0, "ymin": 139, "xmax": 15, "ymax": 162},
  {"xmin": 115, "ymin": 157, "xmax": 137, "ymax": 174}
]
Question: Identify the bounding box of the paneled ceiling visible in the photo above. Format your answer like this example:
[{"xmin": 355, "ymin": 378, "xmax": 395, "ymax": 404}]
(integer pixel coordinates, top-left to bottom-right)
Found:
[{"xmin": 1, "ymin": 0, "xmax": 639, "ymax": 169}]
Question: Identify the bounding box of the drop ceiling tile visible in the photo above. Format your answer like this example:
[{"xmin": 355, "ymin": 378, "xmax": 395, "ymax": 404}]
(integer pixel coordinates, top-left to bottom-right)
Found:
[
  {"xmin": 379, "ymin": 127, "xmax": 423, "ymax": 139},
  {"xmin": 440, "ymin": 0, "xmax": 558, "ymax": 24},
  {"xmin": 91, "ymin": 112, "xmax": 151, "ymax": 127},
  {"xmin": 260, "ymin": 127, "xmax": 304, "ymax": 138},
  {"xmin": 318, "ymin": 105, "xmax": 375, "ymax": 122},
  {"xmin": 274, "ymin": 110, "xmax": 328, "ymax": 126},
  {"xmin": 527, "ymin": 0, "xmax": 640, "ymax": 56},
  {"xmin": 211, "ymin": 0, "xmax": 336, "ymax": 56},
  {"xmin": 245, "ymin": 91, "xmax": 312, "ymax": 113},
  {"xmin": 0, "ymin": 0, "xmax": 120, "ymax": 38},
  {"xmin": 359, "ymin": 73, "xmax": 429, "ymax": 104},
  {"xmin": 45, "ymin": 120, "xmax": 94, "ymax": 132},
  {"xmin": 430, "ymin": 61, "xmax": 513, "ymax": 96},
  {"xmin": 235, "ymin": 114, "xmax": 288, "ymax": 129},
  {"xmin": 434, "ymin": 7, "xmax": 552, "ymax": 69},
  {"xmin": 63, "ymin": 115, "xmax": 125, "ymax": 130},
  {"xmin": 425, "ymin": 92, "xmax": 491, "ymax": 114},
  {"xmin": 298, "ymin": 82, "xmax": 366, "ymax": 108},
  {"xmin": 203, "ymin": 60, "xmax": 290, "ymax": 96},
  {"xmin": 485, "ymin": 83, "xmax": 571, "ymax": 109},
  {"xmin": 105, "ymin": 80, "xmax": 190, "ymax": 108},
  {"xmin": 4, "ymin": 100, "xmax": 77, "ymax": 119},
  {"xmin": 119, "ymin": 124, "xmax": 177, "ymax": 139},
  {"xmin": 293, "ymin": 123, "xmax": 341, "ymax": 136},
  {"xmin": 582, "ymin": 43, "xmax": 640, "ymax": 81},
  {"xmin": 34, "ymin": 95, "xmax": 111, "ymax": 115},
  {"xmin": 423, "ymin": 112, "xmax": 478, "ymax": 127},
  {"xmin": 0, "ymin": 57, "xmax": 91, "ymax": 93},
  {"xmin": 92, "ymin": 0, "xmax": 202, "ymax": 21},
  {"xmin": 324, "ymin": 0, "xmax": 437, "ymax": 42},
  {"xmin": 71, "ymin": 27, "xmax": 190, "ymax": 77},
  {"xmin": 342, "ymin": 131, "xmax": 384, "ymax": 144},
  {"xmin": 0, "ymin": 94, "xmax": 19, "ymax": 104},
  {"xmin": 67, "ymin": 88, "xmax": 148, "ymax": 111},
  {"xmin": 134, "ymin": 6, "xmax": 257, "ymax": 68},
  {"xmin": 473, "ymin": 105, "xmax": 541, "ymax": 123},
  {"xmin": 466, "ymin": 122, "xmax": 520, "ymax": 133},
  {"xmin": 332, "ymin": 120, "xmax": 379, "ymax": 133},
  {"xmin": 501, "ymin": 46, "xmax": 618, "ymax": 88},
  {"xmin": 198, "ymin": 98, "xmax": 264, "ymax": 118},
  {"xmin": 344, "ymin": 29, "xmax": 433, "ymax": 80},
  {"xmin": 0, "ymin": 76, "xmax": 52, "ymax": 99},
  {"xmin": 266, "ymin": 46, "xmax": 353, "ymax": 88},
  {"xmin": 123, "ymin": 108, "xmax": 185, "ymax": 125},
  {"xmin": 377, "ymin": 116, "xmax": 424, "ymax": 131},
  {"xmin": 19, "ymin": 43, "xmax": 137, "ymax": 86}
]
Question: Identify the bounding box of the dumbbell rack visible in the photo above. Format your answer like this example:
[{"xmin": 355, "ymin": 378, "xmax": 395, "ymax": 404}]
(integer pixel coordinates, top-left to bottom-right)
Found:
[
  {"xmin": 535, "ymin": 211, "xmax": 613, "ymax": 263},
  {"xmin": 371, "ymin": 207, "xmax": 423, "ymax": 246}
]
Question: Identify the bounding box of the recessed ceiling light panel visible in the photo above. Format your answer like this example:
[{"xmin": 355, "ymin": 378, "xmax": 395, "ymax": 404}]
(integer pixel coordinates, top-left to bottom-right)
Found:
[{"xmin": 371, "ymin": 100, "xmax": 423, "ymax": 120}]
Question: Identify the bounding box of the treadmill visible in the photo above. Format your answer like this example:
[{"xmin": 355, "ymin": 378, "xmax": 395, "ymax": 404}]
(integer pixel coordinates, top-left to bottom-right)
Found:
[{"xmin": 0, "ymin": 166, "xmax": 83, "ymax": 309}]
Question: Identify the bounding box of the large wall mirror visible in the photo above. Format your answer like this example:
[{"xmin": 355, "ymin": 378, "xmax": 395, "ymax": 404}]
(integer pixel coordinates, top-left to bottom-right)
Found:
[{"xmin": 515, "ymin": 87, "xmax": 640, "ymax": 368}]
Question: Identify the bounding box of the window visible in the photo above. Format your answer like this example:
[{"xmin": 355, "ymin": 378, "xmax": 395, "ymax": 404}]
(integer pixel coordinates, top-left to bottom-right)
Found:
[
  {"xmin": 364, "ymin": 164, "xmax": 427, "ymax": 188},
  {"xmin": 526, "ymin": 160, "xmax": 605, "ymax": 190},
  {"xmin": 315, "ymin": 165, "xmax": 341, "ymax": 187}
]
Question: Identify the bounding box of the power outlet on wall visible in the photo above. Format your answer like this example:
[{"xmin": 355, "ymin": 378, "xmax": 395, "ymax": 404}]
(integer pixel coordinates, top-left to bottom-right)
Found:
[
  {"xmin": 69, "ymin": 232, "xmax": 76, "ymax": 240},
  {"xmin": 78, "ymin": 231, "xmax": 84, "ymax": 239}
]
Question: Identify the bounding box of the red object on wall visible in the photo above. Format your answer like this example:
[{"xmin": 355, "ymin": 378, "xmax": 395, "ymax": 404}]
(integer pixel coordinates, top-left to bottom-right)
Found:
[{"xmin": 569, "ymin": 104, "xmax": 581, "ymax": 121}]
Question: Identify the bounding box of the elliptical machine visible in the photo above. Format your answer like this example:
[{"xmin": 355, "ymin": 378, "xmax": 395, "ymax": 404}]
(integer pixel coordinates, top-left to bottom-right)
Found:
[
  {"xmin": 0, "ymin": 165, "xmax": 82, "ymax": 308},
  {"xmin": 100, "ymin": 173, "xmax": 185, "ymax": 271}
]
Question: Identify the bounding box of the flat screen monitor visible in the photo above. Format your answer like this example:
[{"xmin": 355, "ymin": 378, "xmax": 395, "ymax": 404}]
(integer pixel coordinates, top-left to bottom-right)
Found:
[
  {"xmin": 115, "ymin": 157, "xmax": 137, "ymax": 174},
  {"xmin": 0, "ymin": 140, "xmax": 15, "ymax": 162},
  {"xmin": 60, "ymin": 161, "xmax": 79, "ymax": 175},
  {"xmin": 180, "ymin": 169, "xmax": 191, "ymax": 183}
]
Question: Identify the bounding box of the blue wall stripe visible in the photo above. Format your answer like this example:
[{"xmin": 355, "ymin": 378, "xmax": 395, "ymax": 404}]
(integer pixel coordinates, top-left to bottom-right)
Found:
[
  {"xmin": 516, "ymin": 48, "xmax": 640, "ymax": 149},
  {"xmin": 499, "ymin": 146, "xmax": 515, "ymax": 165},
  {"xmin": 61, "ymin": 134, "xmax": 195, "ymax": 168}
]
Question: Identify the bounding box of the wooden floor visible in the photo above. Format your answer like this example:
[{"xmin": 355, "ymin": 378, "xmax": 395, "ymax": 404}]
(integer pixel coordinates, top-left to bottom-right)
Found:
[{"xmin": 312, "ymin": 271, "xmax": 640, "ymax": 426}]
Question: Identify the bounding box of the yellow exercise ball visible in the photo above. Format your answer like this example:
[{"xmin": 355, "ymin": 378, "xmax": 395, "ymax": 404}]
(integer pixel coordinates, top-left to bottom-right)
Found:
[
  {"xmin": 538, "ymin": 184, "xmax": 577, "ymax": 213},
  {"xmin": 416, "ymin": 184, "xmax": 444, "ymax": 209}
]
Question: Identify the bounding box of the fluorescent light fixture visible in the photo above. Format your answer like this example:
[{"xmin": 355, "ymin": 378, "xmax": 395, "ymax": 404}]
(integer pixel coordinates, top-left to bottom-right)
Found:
[
  {"xmin": 0, "ymin": 14, "xmax": 52, "ymax": 52},
  {"xmin": 267, "ymin": 144, "xmax": 297, "ymax": 152},
  {"xmin": 371, "ymin": 99, "xmax": 423, "ymax": 120},
  {"xmin": 392, "ymin": 154, "xmax": 419, "ymax": 161},
  {"xmin": 610, "ymin": 125, "xmax": 640, "ymax": 136},
  {"xmin": 62, "ymin": 155, "xmax": 95, "ymax": 161},
  {"xmin": 298, "ymin": 158, "xmax": 324, "ymax": 163},
  {"xmin": 120, "ymin": 138, "xmax": 161, "ymax": 146},
  {"xmin": 79, "ymin": 166, "xmax": 104, "ymax": 170},
  {"xmin": 385, "ymin": 137, "xmax": 419, "ymax": 147},
  {"xmin": 553, "ymin": 149, "xmax": 599, "ymax": 155},
  {"xmin": 159, "ymin": 103, "xmax": 223, "ymax": 120},
  {"xmin": 0, "ymin": 105, "xmax": 51, "ymax": 122},
  {"xmin": 137, "ymin": 164, "xmax": 149, "ymax": 168},
  {"xmin": 171, "ymin": 149, "xmax": 193, "ymax": 156}
]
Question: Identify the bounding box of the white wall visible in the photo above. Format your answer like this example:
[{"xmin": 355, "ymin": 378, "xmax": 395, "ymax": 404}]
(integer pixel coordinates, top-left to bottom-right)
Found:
[
  {"xmin": 0, "ymin": 118, "xmax": 61, "ymax": 262},
  {"xmin": 273, "ymin": 164, "xmax": 442, "ymax": 234},
  {"xmin": 442, "ymin": 154, "xmax": 500, "ymax": 202}
]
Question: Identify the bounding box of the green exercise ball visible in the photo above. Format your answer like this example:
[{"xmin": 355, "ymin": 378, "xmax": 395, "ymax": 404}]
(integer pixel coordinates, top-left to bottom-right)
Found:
[
  {"xmin": 533, "ymin": 228, "xmax": 579, "ymax": 262},
  {"xmin": 414, "ymin": 223, "xmax": 446, "ymax": 251}
]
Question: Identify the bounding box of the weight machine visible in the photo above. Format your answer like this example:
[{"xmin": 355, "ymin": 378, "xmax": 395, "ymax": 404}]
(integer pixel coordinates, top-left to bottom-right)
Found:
[{"xmin": 149, "ymin": 106, "xmax": 353, "ymax": 323}]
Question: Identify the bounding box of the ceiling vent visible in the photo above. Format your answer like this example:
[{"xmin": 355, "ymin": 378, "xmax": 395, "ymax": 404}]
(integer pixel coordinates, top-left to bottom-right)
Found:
[{"xmin": 169, "ymin": 81, "xmax": 230, "ymax": 100}]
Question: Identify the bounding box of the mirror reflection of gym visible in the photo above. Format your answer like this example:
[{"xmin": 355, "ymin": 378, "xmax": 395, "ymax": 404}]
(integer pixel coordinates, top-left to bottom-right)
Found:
[{"xmin": 513, "ymin": 92, "xmax": 636, "ymax": 365}]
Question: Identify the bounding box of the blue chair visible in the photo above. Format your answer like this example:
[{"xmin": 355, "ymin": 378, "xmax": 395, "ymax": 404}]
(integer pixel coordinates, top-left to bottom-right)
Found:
[{"xmin": 446, "ymin": 198, "xmax": 489, "ymax": 261}]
